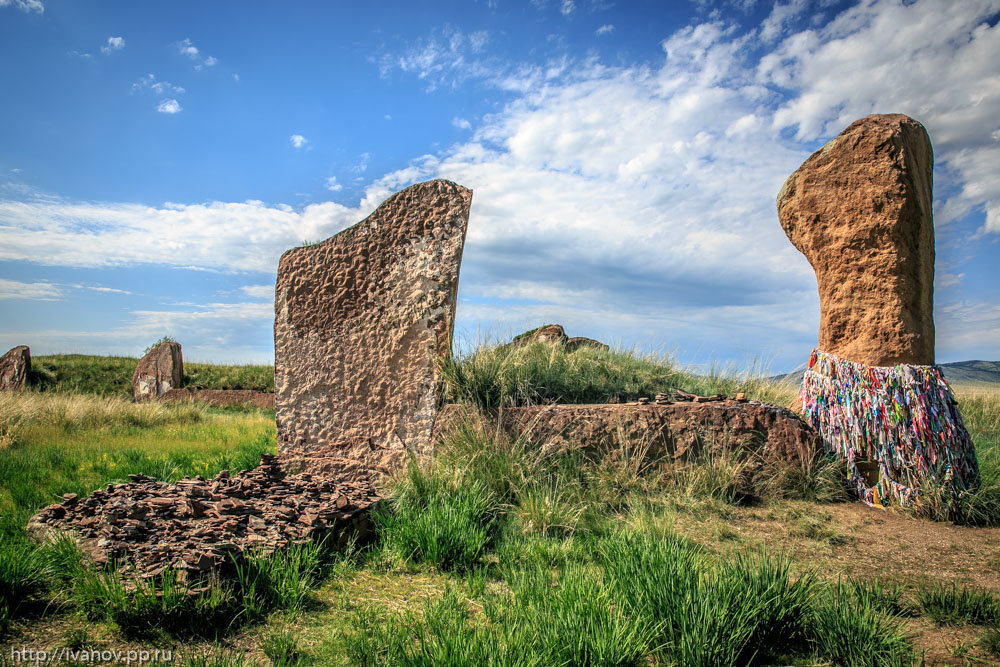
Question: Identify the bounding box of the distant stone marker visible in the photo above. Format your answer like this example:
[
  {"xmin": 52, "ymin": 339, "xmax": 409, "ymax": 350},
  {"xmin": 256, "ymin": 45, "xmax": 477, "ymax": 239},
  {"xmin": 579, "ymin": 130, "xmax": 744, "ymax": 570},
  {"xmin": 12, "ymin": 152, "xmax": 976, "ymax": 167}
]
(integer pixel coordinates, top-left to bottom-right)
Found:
[
  {"xmin": 133, "ymin": 340, "xmax": 183, "ymax": 400},
  {"xmin": 778, "ymin": 114, "xmax": 978, "ymax": 509},
  {"xmin": 274, "ymin": 179, "xmax": 472, "ymax": 469},
  {"xmin": 778, "ymin": 113, "xmax": 934, "ymax": 366},
  {"xmin": 0, "ymin": 345, "xmax": 31, "ymax": 391}
]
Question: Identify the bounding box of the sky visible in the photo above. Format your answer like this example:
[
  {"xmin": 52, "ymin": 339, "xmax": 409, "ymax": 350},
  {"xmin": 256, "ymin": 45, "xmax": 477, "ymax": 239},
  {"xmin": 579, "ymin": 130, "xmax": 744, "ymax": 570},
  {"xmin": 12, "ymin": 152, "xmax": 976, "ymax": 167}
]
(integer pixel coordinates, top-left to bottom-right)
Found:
[{"xmin": 0, "ymin": 0, "xmax": 998, "ymax": 374}]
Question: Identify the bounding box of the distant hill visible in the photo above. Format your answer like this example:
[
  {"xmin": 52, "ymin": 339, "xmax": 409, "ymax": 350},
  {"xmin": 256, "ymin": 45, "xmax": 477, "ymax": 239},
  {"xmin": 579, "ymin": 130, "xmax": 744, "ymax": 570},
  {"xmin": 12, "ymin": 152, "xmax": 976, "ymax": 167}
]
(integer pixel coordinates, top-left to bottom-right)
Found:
[{"xmin": 771, "ymin": 360, "xmax": 1000, "ymax": 387}]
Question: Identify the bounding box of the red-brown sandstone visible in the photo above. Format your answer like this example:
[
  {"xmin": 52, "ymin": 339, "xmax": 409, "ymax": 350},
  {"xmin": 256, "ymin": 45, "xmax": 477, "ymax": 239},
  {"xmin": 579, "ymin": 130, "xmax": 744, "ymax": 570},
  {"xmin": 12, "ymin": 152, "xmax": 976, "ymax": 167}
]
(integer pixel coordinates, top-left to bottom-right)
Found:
[{"xmin": 777, "ymin": 113, "xmax": 935, "ymax": 366}]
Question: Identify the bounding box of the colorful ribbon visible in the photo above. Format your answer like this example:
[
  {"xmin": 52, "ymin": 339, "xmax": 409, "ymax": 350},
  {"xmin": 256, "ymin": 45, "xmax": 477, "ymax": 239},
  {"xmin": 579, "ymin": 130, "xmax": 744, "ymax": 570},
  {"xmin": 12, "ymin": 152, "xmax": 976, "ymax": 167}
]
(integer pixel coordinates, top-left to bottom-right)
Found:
[{"xmin": 799, "ymin": 349, "xmax": 979, "ymax": 509}]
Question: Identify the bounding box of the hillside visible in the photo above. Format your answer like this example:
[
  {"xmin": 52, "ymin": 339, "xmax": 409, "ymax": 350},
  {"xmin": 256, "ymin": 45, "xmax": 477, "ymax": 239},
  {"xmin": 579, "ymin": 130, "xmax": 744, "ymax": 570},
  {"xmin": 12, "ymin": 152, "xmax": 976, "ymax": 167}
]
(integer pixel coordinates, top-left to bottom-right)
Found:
[{"xmin": 771, "ymin": 359, "xmax": 1000, "ymax": 387}]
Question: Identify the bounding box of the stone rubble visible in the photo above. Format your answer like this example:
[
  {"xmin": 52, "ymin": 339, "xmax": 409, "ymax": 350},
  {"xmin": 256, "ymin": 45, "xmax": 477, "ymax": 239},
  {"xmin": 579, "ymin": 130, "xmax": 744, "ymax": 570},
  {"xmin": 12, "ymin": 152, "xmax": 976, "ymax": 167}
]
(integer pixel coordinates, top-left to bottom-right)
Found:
[{"xmin": 27, "ymin": 454, "xmax": 379, "ymax": 579}]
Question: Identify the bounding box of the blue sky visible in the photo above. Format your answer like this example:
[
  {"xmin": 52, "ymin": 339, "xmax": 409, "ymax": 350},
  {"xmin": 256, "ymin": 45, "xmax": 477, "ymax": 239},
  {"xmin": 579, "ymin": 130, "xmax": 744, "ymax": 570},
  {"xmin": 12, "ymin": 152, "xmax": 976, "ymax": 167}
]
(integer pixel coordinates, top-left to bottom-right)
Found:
[{"xmin": 1, "ymin": 0, "xmax": 998, "ymax": 373}]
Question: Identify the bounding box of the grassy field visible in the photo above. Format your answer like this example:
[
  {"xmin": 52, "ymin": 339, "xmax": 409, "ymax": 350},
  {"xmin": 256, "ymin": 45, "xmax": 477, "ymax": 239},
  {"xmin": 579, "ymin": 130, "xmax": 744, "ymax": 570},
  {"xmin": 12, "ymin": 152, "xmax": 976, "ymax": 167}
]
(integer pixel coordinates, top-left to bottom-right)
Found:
[
  {"xmin": 30, "ymin": 354, "xmax": 275, "ymax": 397},
  {"xmin": 1, "ymin": 346, "xmax": 998, "ymax": 665}
]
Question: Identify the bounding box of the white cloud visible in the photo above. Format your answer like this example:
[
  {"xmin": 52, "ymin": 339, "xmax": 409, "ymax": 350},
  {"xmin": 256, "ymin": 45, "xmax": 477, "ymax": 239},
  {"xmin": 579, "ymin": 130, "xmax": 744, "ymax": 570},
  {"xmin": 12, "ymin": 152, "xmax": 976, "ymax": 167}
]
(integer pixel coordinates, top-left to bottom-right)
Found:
[
  {"xmin": 69, "ymin": 50, "xmax": 94, "ymax": 61},
  {"xmin": 560, "ymin": 0, "xmax": 575, "ymax": 15},
  {"xmin": 452, "ymin": 117, "xmax": 472, "ymax": 130},
  {"xmin": 177, "ymin": 38, "xmax": 217, "ymax": 70},
  {"xmin": 240, "ymin": 285, "xmax": 274, "ymax": 300},
  {"xmin": 596, "ymin": 24, "xmax": 615, "ymax": 36},
  {"xmin": 325, "ymin": 176, "xmax": 342, "ymax": 192},
  {"xmin": 132, "ymin": 74, "xmax": 185, "ymax": 96},
  {"xmin": 0, "ymin": 0, "xmax": 43, "ymax": 13},
  {"xmin": 353, "ymin": 152, "xmax": 371, "ymax": 173},
  {"xmin": 156, "ymin": 98, "xmax": 182, "ymax": 114},
  {"xmin": 101, "ymin": 36, "xmax": 125, "ymax": 55},
  {"xmin": 0, "ymin": 279, "xmax": 61, "ymax": 300},
  {"xmin": 289, "ymin": 134, "xmax": 308, "ymax": 148},
  {"xmin": 0, "ymin": 197, "xmax": 373, "ymax": 273},
  {"xmin": 758, "ymin": 0, "xmax": 1000, "ymax": 234},
  {"xmin": 177, "ymin": 38, "xmax": 199, "ymax": 58},
  {"xmin": 10, "ymin": 168, "xmax": 21, "ymax": 174},
  {"xmin": 233, "ymin": 73, "xmax": 240, "ymax": 83}
]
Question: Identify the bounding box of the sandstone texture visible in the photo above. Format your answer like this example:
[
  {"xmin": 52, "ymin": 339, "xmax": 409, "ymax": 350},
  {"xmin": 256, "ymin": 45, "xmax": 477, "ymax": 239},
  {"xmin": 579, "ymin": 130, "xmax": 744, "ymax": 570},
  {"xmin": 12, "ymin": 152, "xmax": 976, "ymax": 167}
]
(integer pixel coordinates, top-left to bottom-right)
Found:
[
  {"xmin": 0, "ymin": 345, "xmax": 30, "ymax": 391},
  {"xmin": 133, "ymin": 341, "xmax": 184, "ymax": 400},
  {"xmin": 28, "ymin": 454, "xmax": 378, "ymax": 579},
  {"xmin": 160, "ymin": 388, "xmax": 275, "ymax": 410},
  {"xmin": 777, "ymin": 113, "xmax": 935, "ymax": 366},
  {"xmin": 274, "ymin": 180, "xmax": 472, "ymax": 470},
  {"xmin": 436, "ymin": 400, "xmax": 821, "ymax": 466}
]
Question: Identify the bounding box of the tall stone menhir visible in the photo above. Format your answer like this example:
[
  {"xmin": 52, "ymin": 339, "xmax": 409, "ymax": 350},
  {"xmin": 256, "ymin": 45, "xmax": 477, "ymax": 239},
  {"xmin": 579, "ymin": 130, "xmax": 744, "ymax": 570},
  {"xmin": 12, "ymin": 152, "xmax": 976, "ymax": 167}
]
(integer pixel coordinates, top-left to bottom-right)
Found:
[
  {"xmin": 778, "ymin": 113, "xmax": 934, "ymax": 367},
  {"xmin": 274, "ymin": 179, "xmax": 472, "ymax": 472},
  {"xmin": 779, "ymin": 114, "xmax": 978, "ymax": 508}
]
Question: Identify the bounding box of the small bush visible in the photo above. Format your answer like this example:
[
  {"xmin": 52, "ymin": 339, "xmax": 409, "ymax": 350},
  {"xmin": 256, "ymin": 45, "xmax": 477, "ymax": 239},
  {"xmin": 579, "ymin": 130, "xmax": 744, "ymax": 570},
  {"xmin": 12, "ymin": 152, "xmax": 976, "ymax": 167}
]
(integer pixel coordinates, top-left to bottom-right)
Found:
[
  {"xmin": 918, "ymin": 582, "xmax": 1000, "ymax": 626},
  {"xmin": 0, "ymin": 540, "xmax": 50, "ymax": 628}
]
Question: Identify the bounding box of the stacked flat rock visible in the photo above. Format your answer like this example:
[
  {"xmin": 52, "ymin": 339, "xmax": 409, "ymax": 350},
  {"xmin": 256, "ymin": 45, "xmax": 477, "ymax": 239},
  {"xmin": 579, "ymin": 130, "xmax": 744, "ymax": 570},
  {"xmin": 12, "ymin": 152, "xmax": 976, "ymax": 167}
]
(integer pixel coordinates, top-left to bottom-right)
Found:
[
  {"xmin": 27, "ymin": 454, "xmax": 379, "ymax": 579},
  {"xmin": 654, "ymin": 394, "xmax": 671, "ymax": 405}
]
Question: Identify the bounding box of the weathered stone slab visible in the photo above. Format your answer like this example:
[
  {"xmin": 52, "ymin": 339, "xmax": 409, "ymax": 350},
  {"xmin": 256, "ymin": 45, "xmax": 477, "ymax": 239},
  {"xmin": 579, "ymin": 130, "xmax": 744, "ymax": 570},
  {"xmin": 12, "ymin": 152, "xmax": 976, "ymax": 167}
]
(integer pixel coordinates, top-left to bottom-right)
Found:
[
  {"xmin": 777, "ymin": 113, "xmax": 935, "ymax": 366},
  {"xmin": 0, "ymin": 345, "xmax": 30, "ymax": 391},
  {"xmin": 274, "ymin": 179, "xmax": 472, "ymax": 470},
  {"xmin": 133, "ymin": 341, "xmax": 183, "ymax": 400},
  {"xmin": 435, "ymin": 400, "xmax": 822, "ymax": 466}
]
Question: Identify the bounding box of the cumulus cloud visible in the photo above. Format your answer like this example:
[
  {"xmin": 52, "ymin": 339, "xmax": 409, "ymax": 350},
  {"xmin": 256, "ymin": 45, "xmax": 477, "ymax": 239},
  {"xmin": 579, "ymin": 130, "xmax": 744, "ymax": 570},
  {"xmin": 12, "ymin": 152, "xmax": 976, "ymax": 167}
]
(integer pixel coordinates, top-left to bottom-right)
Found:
[
  {"xmin": 3, "ymin": 1, "xmax": 998, "ymax": 366},
  {"xmin": 177, "ymin": 38, "xmax": 218, "ymax": 70},
  {"xmin": 156, "ymin": 98, "xmax": 182, "ymax": 114},
  {"xmin": 132, "ymin": 74, "xmax": 185, "ymax": 96},
  {"xmin": 289, "ymin": 134, "xmax": 308, "ymax": 148},
  {"xmin": 0, "ymin": 0, "xmax": 43, "ymax": 13},
  {"xmin": 240, "ymin": 284, "xmax": 274, "ymax": 300},
  {"xmin": 0, "ymin": 197, "xmax": 373, "ymax": 273},
  {"xmin": 101, "ymin": 36, "xmax": 125, "ymax": 55},
  {"xmin": 596, "ymin": 24, "xmax": 615, "ymax": 36},
  {"xmin": 0, "ymin": 279, "xmax": 61, "ymax": 300},
  {"xmin": 452, "ymin": 117, "xmax": 472, "ymax": 130},
  {"xmin": 325, "ymin": 176, "xmax": 342, "ymax": 192}
]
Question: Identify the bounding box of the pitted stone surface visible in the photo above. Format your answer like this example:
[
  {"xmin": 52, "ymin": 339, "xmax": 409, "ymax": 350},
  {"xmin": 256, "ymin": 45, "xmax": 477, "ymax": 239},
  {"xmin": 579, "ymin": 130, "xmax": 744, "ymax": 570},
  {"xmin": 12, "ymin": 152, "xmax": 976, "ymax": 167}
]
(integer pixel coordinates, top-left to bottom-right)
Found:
[
  {"xmin": 133, "ymin": 341, "xmax": 184, "ymax": 400},
  {"xmin": 0, "ymin": 345, "xmax": 30, "ymax": 391},
  {"xmin": 274, "ymin": 179, "xmax": 472, "ymax": 469},
  {"xmin": 777, "ymin": 113, "xmax": 935, "ymax": 366}
]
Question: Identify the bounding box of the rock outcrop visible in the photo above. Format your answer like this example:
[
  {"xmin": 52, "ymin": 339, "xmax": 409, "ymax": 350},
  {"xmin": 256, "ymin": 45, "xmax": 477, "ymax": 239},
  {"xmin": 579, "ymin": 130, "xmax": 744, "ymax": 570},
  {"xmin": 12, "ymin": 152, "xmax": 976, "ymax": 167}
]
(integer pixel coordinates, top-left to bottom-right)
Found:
[
  {"xmin": 133, "ymin": 340, "xmax": 184, "ymax": 401},
  {"xmin": 436, "ymin": 400, "xmax": 821, "ymax": 466},
  {"xmin": 0, "ymin": 345, "xmax": 30, "ymax": 391},
  {"xmin": 510, "ymin": 324, "xmax": 610, "ymax": 352},
  {"xmin": 274, "ymin": 180, "xmax": 472, "ymax": 471},
  {"xmin": 28, "ymin": 454, "xmax": 378, "ymax": 579},
  {"xmin": 777, "ymin": 113, "xmax": 935, "ymax": 366}
]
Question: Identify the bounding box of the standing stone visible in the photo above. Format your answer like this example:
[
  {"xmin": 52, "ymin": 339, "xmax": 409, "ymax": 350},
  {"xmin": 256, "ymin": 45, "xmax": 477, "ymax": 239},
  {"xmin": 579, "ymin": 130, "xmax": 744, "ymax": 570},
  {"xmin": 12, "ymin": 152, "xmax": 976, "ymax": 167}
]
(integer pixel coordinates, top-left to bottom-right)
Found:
[
  {"xmin": 777, "ymin": 113, "xmax": 935, "ymax": 366},
  {"xmin": 0, "ymin": 345, "xmax": 31, "ymax": 391},
  {"xmin": 133, "ymin": 341, "xmax": 183, "ymax": 400},
  {"xmin": 274, "ymin": 179, "xmax": 472, "ymax": 469}
]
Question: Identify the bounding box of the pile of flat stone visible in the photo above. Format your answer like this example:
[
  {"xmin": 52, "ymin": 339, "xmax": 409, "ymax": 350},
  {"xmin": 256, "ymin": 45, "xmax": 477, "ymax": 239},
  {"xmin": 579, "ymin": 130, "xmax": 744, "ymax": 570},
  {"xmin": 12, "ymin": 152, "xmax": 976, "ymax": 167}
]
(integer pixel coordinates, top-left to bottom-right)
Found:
[
  {"xmin": 28, "ymin": 454, "xmax": 379, "ymax": 580},
  {"xmin": 635, "ymin": 391, "xmax": 747, "ymax": 406}
]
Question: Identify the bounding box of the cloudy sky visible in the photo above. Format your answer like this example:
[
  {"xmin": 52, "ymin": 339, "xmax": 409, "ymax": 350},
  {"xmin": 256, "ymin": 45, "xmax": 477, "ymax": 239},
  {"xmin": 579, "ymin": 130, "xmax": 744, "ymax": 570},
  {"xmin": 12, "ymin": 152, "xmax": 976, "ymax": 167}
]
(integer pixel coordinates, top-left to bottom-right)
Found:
[{"xmin": 1, "ymin": 0, "xmax": 997, "ymax": 372}]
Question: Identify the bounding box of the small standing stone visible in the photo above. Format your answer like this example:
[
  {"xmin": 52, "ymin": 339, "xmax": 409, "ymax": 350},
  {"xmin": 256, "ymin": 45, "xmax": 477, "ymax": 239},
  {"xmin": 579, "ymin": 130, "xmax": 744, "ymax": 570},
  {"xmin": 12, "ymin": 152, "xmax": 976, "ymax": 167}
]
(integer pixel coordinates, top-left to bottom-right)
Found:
[
  {"xmin": 133, "ymin": 340, "xmax": 183, "ymax": 400},
  {"xmin": 0, "ymin": 345, "xmax": 31, "ymax": 391}
]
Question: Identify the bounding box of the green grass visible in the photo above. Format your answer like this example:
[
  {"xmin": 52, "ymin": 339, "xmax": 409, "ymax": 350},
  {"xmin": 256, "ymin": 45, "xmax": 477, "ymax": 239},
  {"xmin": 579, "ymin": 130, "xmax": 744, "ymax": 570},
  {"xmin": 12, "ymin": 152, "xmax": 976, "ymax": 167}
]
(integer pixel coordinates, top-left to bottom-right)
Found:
[
  {"xmin": 918, "ymin": 582, "xmax": 1000, "ymax": 626},
  {"xmin": 28, "ymin": 354, "xmax": 274, "ymax": 397}
]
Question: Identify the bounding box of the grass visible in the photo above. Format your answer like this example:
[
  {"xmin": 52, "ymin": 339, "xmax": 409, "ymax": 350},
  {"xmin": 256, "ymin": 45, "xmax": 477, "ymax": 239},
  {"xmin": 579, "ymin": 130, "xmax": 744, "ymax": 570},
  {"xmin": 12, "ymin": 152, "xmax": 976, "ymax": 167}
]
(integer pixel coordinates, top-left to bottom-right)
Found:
[
  {"xmin": 1, "ymin": 350, "xmax": 998, "ymax": 663},
  {"xmin": 28, "ymin": 354, "xmax": 274, "ymax": 397}
]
